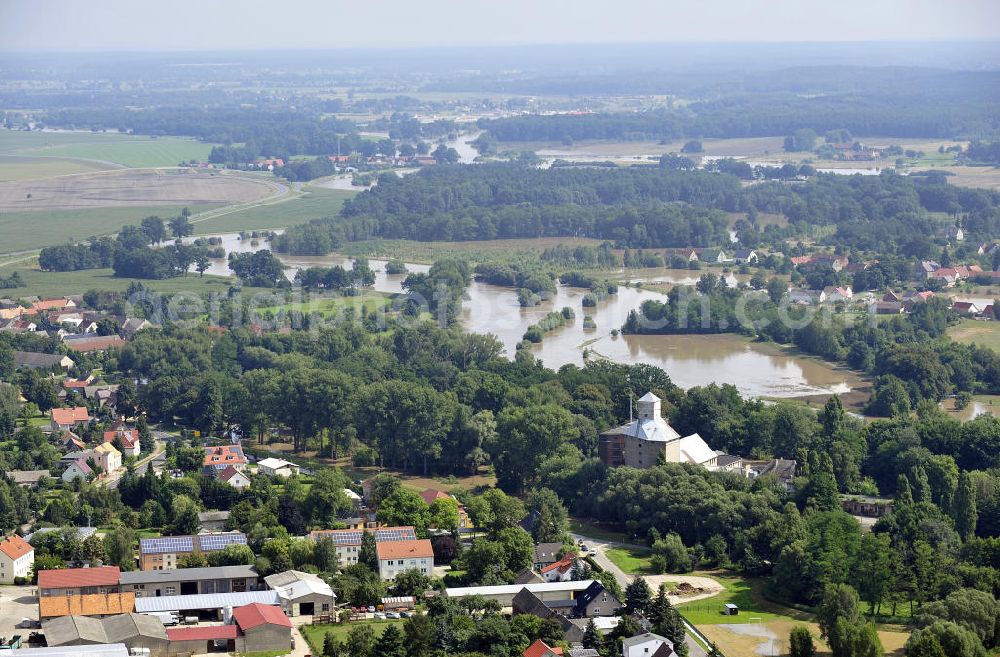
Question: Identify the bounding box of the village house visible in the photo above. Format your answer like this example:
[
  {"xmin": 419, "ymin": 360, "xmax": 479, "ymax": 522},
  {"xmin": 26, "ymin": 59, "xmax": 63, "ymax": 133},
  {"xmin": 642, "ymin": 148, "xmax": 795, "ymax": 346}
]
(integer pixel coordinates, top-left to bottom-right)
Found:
[
  {"xmin": 598, "ymin": 393, "xmax": 733, "ymax": 471},
  {"xmin": 104, "ymin": 428, "xmax": 140, "ymax": 458},
  {"xmin": 62, "ymin": 458, "xmax": 94, "ymax": 483},
  {"xmin": 946, "ymin": 225, "xmax": 965, "ymax": 242},
  {"xmin": 139, "ymin": 532, "xmax": 248, "ymax": 571},
  {"xmin": 15, "ymin": 350, "xmax": 74, "ymax": 371},
  {"xmin": 309, "ymin": 527, "xmax": 417, "ymax": 567},
  {"xmin": 93, "ymin": 442, "xmax": 123, "ymax": 474},
  {"xmin": 218, "ymin": 466, "xmax": 252, "ymax": 489},
  {"xmin": 51, "ymin": 406, "xmax": 91, "ymax": 431},
  {"xmin": 823, "ymin": 286, "xmax": 853, "ymax": 302},
  {"xmin": 733, "ymin": 249, "xmax": 758, "ymax": 264},
  {"xmin": 376, "ymin": 538, "xmax": 434, "ymax": 581},
  {"xmin": 0, "ymin": 534, "xmax": 34, "ymax": 584},
  {"xmin": 420, "ymin": 488, "xmax": 473, "ymax": 530},
  {"xmin": 59, "ymin": 432, "xmax": 87, "ymax": 452},
  {"xmin": 698, "ymin": 248, "xmax": 730, "ymax": 264},
  {"xmin": 622, "ymin": 633, "xmax": 678, "ymax": 657},
  {"xmin": 120, "ymin": 318, "xmax": 153, "ymax": 339},
  {"xmin": 204, "ymin": 445, "xmax": 248, "ymax": 475},
  {"xmin": 523, "ymin": 639, "xmax": 563, "ymax": 657},
  {"xmin": 540, "ymin": 554, "xmax": 577, "ymax": 583},
  {"xmin": 7, "ymin": 469, "xmax": 51, "ymax": 488},
  {"xmin": 32, "ymin": 297, "xmax": 76, "ymax": 314},
  {"xmin": 952, "ymin": 301, "xmax": 984, "ymax": 316},
  {"xmin": 62, "ymin": 334, "xmax": 127, "ymax": 353},
  {"xmin": 676, "ymin": 248, "xmax": 700, "ymax": 263}
]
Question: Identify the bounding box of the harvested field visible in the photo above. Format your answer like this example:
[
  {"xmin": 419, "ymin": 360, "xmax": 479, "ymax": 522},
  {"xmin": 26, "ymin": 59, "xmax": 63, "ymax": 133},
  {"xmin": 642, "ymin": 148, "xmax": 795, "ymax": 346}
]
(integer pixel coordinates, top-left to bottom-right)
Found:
[
  {"xmin": 0, "ymin": 168, "xmax": 278, "ymax": 212},
  {"xmin": 0, "ymin": 155, "xmax": 115, "ymax": 181},
  {"xmin": 938, "ymin": 165, "xmax": 1000, "ymax": 190}
]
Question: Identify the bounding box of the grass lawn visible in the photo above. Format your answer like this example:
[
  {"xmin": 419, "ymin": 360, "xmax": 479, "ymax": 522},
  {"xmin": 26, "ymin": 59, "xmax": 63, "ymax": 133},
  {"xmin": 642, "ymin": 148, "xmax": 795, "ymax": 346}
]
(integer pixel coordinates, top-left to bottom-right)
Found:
[
  {"xmin": 605, "ymin": 546, "xmax": 655, "ymax": 574},
  {"xmin": 0, "ymin": 259, "xmax": 273, "ymax": 298},
  {"xmin": 192, "ymin": 187, "xmax": 356, "ymax": 234},
  {"xmin": 677, "ymin": 574, "xmax": 806, "ymax": 625},
  {"xmin": 0, "ymin": 204, "xmax": 222, "ymax": 254},
  {"xmin": 948, "ymin": 319, "xmax": 1000, "ymax": 352},
  {"xmin": 300, "ymin": 620, "xmax": 405, "ymax": 652},
  {"xmin": 568, "ymin": 518, "xmax": 632, "ymax": 544},
  {"xmin": 0, "ymin": 130, "xmax": 213, "ymax": 168}
]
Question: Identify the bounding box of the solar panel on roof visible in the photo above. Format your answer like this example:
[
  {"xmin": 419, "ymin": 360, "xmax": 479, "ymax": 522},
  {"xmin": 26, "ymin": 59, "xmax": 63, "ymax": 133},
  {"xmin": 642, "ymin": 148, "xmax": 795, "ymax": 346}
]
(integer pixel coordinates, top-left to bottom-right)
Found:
[
  {"xmin": 140, "ymin": 536, "xmax": 194, "ymax": 554},
  {"xmin": 375, "ymin": 528, "xmax": 416, "ymax": 541},
  {"xmin": 198, "ymin": 534, "xmax": 246, "ymax": 551}
]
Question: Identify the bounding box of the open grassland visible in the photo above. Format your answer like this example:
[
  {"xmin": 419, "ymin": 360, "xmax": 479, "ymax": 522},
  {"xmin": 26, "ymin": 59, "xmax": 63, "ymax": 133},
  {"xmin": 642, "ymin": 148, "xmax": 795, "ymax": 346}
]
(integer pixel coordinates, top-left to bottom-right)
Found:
[
  {"xmin": 948, "ymin": 319, "xmax": 1000, "ymax": 352},
  {"xmin": 0, "ymin": 130, "xmax": 213, "ymax": 168},
  {"xmin": 0, "ymin": 258, "xmax": 271, "ymax": 297},
  {"xmin": 0, "ymin": 204, "xmax": 221, "ymax": 253},
  {"xmin": 340, "ymin": 236, "xmax": 605, "ymax": 265},
  {"xmin": 0, "ymin": 169, "xmax": 275, "ymax": 213},
  {"xmin": 678, "ymin": 575, "xmax": 802, "ymax": 626},
  {"xmin": 936, "ymin": 165, "xmax": 1000, "ymax": 191},
  {"xmin": 189, "ymin": 186, "xmax": 356, "ymax": 233},
  {"xmin": 0, "ymin": 155, "xmax": 114, "ymax": 181}
]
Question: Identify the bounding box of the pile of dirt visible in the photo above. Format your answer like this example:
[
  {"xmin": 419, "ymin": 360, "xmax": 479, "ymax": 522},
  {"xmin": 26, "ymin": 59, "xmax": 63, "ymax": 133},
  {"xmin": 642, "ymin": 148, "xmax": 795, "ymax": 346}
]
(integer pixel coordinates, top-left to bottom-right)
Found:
[{"xmin": 670, "ymin": 582, "xmax": 705, "ymax": 596}]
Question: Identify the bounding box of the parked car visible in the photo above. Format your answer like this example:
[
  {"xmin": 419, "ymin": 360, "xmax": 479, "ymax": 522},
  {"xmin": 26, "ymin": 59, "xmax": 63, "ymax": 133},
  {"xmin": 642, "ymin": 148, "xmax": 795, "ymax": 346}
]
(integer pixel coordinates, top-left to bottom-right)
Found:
[
  {"xmin": 385, "ymin": 612, "xmax": 399, "ymax": 619},
  {"xmin": 399, "ymin": 611, "xmax": 411, "ymax": 618},
  {"xmin": 366, "ymin": 606, "xmax": 375, "ymax": 613},
  {"xmin": 580, "ymin": 544, "xmax": 590, "ymax": 552},
  {"xmin": 374, "ymin": 612, "xmax": 386, "ymax": 620}
]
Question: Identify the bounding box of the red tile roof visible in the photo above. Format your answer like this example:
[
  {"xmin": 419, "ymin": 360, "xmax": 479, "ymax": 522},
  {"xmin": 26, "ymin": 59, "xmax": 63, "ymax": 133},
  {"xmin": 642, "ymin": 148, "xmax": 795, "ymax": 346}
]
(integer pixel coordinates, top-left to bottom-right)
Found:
[
  {"xmin": 523, "ymin": 639, "xmax": 563, "ymax": 657},
  {"xmin": 232, "ymin": 603, "xmax": 291, "ymax": 630},
  {"xmin": 0, "ymin": 535, "xmax": 33, "ymax": 560},
  {"xmin": 540, "ymin": 554, "xmax": 575, "ymax": 575},
  {"xmin": 204, "ymin": 445, "xmax": 246, "ymax": 467},
  {"xmin": 167, "ymin": 625, "xmax": 240, "ymax": 641},
  {"xmin": 376, "ymin": 538, "xmax": 434, "ymax": 561},
  {"xmin": 65, "ymin": 336, "xmax": 126, "ymax": 352},
  {"xmin": 33, "ymin": 298, "xmax": 72, "ymax": 312},
  {"xmin": 38, "ymin": 566, "xmax": 120, "ymax": 589},
  {"xmin": 104, "ymin": 429, "xmax": 138, "ymax": 448},
  {"xmin": 419, "ymin": 489, "xmax": 450, "ymax": 505},
  {"xmin": 51, "ymin": 407, "xmax": 91, "ymax": 425}
]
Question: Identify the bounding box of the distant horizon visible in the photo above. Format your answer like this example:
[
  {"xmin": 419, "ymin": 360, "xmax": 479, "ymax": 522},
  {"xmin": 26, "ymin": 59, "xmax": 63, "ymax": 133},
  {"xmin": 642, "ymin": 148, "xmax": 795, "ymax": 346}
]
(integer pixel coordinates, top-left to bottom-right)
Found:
[
  {"xmin": 3, "ymin": 38, "xmax": 1000, "ymax": 55},
  {"xmin": 2, "ymin": 0, "xmax": 998, "ymax": 53}
]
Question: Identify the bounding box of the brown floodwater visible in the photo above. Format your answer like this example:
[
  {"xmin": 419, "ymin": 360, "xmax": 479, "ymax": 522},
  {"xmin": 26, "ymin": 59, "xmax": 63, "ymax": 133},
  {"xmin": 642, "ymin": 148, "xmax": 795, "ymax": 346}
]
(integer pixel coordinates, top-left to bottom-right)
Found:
[{"xmin": 191, "ymin": 233, "xmax": 863, "ymax": 398}]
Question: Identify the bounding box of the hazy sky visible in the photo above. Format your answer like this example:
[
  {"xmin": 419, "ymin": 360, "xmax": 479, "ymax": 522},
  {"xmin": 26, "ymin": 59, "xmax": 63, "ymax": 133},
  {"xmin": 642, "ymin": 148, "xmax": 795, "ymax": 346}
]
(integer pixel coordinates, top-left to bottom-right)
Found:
[{"xmin": 1, "ymin": 0, "xmax": 998, "ymax": 51}]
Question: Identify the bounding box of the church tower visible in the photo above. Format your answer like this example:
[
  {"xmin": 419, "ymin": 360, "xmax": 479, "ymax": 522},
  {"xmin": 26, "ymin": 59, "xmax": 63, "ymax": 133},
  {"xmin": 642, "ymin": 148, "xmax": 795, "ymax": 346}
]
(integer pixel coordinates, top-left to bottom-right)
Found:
[{"xmin": 637, "ymin": 392, "xmax": 661, "ymax": 421}]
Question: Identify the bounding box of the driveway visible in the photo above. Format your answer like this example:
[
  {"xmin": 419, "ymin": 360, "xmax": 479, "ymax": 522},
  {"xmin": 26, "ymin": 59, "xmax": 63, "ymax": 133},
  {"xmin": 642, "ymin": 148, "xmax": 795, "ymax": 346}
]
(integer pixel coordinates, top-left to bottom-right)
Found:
[{"xmin": 571, "ymin": 532, "xmax": 717, "ymax": 657}]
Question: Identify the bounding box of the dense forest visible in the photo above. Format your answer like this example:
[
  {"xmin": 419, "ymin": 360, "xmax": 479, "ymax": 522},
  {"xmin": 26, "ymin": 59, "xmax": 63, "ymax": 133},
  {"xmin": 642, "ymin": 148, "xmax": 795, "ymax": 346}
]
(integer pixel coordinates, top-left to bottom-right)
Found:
[
  {"xmin": 273, "ymin": 163, "xmax": 1000, "ymax": 258},
  {"xmin": 474, "ymin": 67, "xmax": 1000, "ymax": 140}
]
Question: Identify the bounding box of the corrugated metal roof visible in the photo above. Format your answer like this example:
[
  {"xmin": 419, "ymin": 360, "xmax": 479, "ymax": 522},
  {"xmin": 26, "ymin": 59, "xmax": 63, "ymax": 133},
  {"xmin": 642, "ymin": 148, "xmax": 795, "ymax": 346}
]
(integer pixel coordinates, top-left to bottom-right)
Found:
[
  {"xmin": 120, "ymin": 565, "xmax": 257, "ymax": 585},
  {"xmin": 134, "ymin": 590, "xmax": 279, "ymax": 613},
  {"xmin": 11, "ymin": 644, "xmax": 129, "ymax": 657},
  {"xmin": 445, "ymin": 580, "xmax": 595, "ymax": 598}
]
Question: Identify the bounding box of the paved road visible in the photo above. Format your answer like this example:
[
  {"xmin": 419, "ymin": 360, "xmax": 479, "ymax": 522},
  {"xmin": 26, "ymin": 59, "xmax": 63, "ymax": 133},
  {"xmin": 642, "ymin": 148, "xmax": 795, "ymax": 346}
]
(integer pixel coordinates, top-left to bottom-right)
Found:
[
  {"xmin": 105, "ymin": 441, "xmax": 165, "ymax": 489},
  {"xmin": 571, "ymin": 532, "xmax": 711, "ymax": 657}
]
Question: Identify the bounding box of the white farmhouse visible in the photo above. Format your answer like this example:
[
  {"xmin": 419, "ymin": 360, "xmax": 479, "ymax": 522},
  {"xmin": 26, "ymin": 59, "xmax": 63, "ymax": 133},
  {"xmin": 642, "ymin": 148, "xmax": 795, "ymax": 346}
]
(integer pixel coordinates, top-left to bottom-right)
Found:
[{"xmin": 0, "ymin": 535, "xmax": 34, "ymax": 584}]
